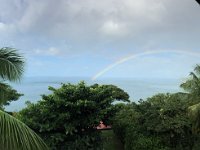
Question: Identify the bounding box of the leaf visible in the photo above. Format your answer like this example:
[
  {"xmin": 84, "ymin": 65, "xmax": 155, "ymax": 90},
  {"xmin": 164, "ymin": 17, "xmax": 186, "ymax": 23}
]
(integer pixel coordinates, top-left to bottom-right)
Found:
[
  {"xmin": 0, "ymin": 110, "xmax": 49, "ymax": 150},
  {"xmin": 0, "ymin": 47, "xmax": 24, "ymax": 81}
]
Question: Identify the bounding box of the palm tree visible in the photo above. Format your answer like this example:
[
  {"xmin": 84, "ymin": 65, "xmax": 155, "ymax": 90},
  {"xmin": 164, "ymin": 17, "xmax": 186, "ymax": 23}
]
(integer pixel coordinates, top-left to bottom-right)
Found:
[
  {"xmin": 0, "ymin": 47, "xmax": 24, "ymax": 104},
  {"xmin": 0, "ymin": 47, "xmax": 48, "ymax": 150},
  {"xmin": 180, "ymin": 65, "xmax": 200, "ymax": 103},
  {"xmin": 181, "ymin": 65, "xmax": 200, "ymax": 134}
]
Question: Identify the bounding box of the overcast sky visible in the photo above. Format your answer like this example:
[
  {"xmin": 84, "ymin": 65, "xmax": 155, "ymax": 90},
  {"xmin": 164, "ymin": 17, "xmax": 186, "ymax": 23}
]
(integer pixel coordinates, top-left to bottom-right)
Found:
[{"xmin": 0, "ymin": 0, "xmax": 200, "ymax": 80}]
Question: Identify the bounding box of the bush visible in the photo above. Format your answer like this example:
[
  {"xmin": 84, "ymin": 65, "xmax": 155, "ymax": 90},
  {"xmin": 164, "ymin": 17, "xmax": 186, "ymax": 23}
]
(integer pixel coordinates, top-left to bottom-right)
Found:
[
  {"xmin": 18, "ymin": 82, "xmax": 129, "ymax": 149},
  {"xmin": 113, "ymin": 94, "xmax": 195, "ymax": 150}
]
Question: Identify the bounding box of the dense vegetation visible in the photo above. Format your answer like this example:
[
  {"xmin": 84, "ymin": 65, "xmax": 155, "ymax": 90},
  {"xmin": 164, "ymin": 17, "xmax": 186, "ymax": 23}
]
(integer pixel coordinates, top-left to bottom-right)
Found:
[
  {"xmin": 18, "ymin": 82, "xmax": 129, "ymax": 149},
  {"xmin": 112, "ymin": 65, "xmax": 200, "ymax": 150}
]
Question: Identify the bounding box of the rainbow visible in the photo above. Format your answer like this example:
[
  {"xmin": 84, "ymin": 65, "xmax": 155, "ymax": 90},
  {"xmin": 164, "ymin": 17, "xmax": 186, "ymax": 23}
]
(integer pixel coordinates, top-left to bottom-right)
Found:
[{"xmin": 92, "ymin": 50, "xmax": 200, "ymax": 80}]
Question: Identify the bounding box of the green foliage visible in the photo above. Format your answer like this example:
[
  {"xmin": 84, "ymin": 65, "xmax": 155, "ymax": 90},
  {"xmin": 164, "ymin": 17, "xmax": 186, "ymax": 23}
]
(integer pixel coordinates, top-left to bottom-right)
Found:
[
  {"xmin": 180, "ymin": 65, "xmax": 200, "ymax": 92},
  {"xmin": 102, "ymin": 130, "xmax": 124, "ymax": 150},
  {"xmin": 0, "ymin": 110, "xmax": 49, "ymax": 150},
  {"xmin": 112, "ymin": 65, "xmax": 200, "ymax": 150},
  {"xmin": 0, "ymin": 47, "xmax": 49, "ymax": 150},
  {"xmin": 180, "ymin": 65, "xmax": 200, "ymax": 134},
  {"xmin": 180, "ymin": 65, "xmax": 200, "ymax": 104},
  {"xmin": 0, "ymin": 82, "xmax": 23, "ymax": 108},
  {"xmin": 19, "ymin": 82, "xmax": 129, "ymax": 149},
  {"xmin": 125, "ymin": 133, "xmax": 165, "ymax": 150},
  {"xmin": 188, "ymin": 103, "xmax": 200, "ymax": 134},
  {"xmin": 0, "ymin": 47, "xmax": 24, "ymax": 106},
  {"xmin": 0, "ymin": 47, "xmax": 24, "ymax": 82},
  {"xmin": 113, "ymin": 93, "xmax": 195, "ymax": 150},
  {"xmin": 112, "ymin": 103, "xmax": 139, "ymax": 144}
]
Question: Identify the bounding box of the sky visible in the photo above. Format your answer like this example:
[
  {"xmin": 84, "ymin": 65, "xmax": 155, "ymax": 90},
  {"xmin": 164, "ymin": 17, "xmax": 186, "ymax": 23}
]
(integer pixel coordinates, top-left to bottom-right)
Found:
[{"xmin": 0, "ymin": 0, "xmax": 200, "ymax": 80}]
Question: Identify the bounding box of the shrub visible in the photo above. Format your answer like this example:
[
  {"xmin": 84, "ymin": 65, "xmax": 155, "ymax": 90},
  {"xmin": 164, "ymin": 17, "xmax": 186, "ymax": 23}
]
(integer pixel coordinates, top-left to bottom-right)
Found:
[
  {"xmin": 113, "ymin": 93, "xmax": 196, "ymax": 150},
  {"xmin": 18, "ymin": 82, "xmax": 129, "ymax": 149}
]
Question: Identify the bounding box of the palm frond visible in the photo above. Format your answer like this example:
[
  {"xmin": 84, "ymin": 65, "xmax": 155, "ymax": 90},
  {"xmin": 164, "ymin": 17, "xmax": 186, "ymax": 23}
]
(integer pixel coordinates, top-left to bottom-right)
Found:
[
  {"xmin": 0, "ymin": 110, "xmax": 49, "ymax": 150},
  {"xmin": 180, "ymin": 80, "xmax": 194, "ymax": 92},
  {"xmin": 190, "ymin": 72, "xmax": 199, "ymax": 82},
  {"xmin": 194, "ymin": 65, "xmax": 200, "ymax": 75},
  {"xmin": 180, "ymin": 72, "xmax": 200, "ymax": 93},
  {"xmin": 0, "ymin": 47, "xmax": 25, "ymax": 81}
]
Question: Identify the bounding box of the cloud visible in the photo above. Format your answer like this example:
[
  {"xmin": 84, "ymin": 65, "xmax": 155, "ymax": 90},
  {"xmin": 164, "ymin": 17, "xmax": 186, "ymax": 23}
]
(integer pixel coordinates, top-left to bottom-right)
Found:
[
  {"xmin": 100, "ymin": 20, "xmax": 127, "ymax": 36},
  {"xmin": 1, "ymin": 0, "xmax": 198, "ymax": 39},
  {"xmin": 30, "ymin": 0, "xmax": 164, "ymax": 38},
  {"xmin": 0, "ymin": 0, "xmax": 200, "ymax": 79},
  {"xmin": 34, "ymin": 47, "xmax": 62, "ymax": 56},
  {"xmin": 0, "ymin": 0, "xmax": 199, "ymax": 56},
  {"xmin": 0, "ymin": 0, "xmax": 26, "ymax": 23},
  {"xmin": 0, "ymin": 22, "xmax": 16, "ymax": 35}
]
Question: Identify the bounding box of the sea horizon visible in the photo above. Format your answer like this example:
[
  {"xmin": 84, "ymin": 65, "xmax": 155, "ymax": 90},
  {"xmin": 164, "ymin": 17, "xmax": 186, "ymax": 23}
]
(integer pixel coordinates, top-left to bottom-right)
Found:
[{"xmin": 5, "ymin": 76, "xmax": 184, "ymax": 111}]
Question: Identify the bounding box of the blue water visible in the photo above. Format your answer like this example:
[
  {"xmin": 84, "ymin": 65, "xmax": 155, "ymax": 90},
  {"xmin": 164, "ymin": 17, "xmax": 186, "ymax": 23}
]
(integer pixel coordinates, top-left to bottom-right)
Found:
[{"xmin": 5, "ymin": 77, "xmax": 183, "ymax": 111}]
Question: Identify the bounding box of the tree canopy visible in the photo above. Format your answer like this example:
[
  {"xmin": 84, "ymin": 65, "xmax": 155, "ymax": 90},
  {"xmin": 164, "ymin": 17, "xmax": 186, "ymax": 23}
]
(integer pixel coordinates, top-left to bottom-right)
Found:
[{"xmin": 19, "ymin": 82, "xmax": 130, "ymax": 149}]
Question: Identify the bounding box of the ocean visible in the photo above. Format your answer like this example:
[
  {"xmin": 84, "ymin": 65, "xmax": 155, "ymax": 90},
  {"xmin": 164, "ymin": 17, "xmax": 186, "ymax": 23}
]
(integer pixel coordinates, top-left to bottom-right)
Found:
[{"xmin": 5, "ymin": 77, "xmax": 183, "ymax": 111}]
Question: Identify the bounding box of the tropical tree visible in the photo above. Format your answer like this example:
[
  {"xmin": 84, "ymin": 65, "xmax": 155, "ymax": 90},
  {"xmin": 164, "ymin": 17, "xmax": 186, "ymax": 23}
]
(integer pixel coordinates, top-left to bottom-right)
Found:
[
  {"xmin": 180, "ymin": 65, "xmax": 200, "ymax": 102},
  {"xmin": 19, "ymin": 82, "xmax": 130, "ymax": 149},
  {"xmin": 113, "ymin": 94, "xmax": 194, "ymax": 150},
  {"xmin": 0, "ymin": 47, "xmax": 48, "ymax": 150},
  {"xmin": 180, "ymin": 65, "xmax": 200, "ymax": 134}
]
